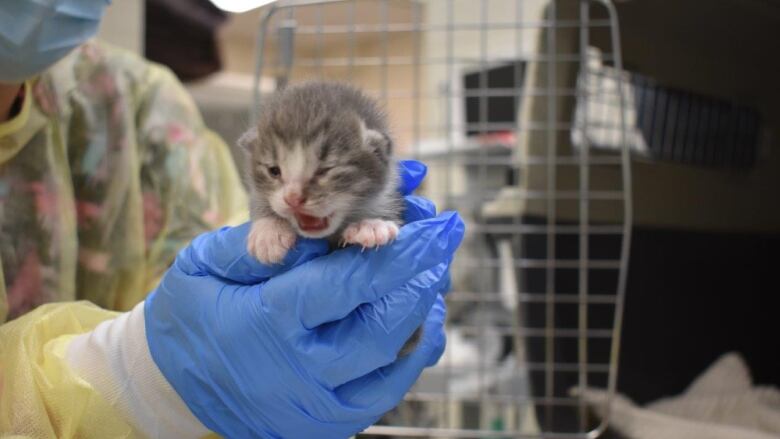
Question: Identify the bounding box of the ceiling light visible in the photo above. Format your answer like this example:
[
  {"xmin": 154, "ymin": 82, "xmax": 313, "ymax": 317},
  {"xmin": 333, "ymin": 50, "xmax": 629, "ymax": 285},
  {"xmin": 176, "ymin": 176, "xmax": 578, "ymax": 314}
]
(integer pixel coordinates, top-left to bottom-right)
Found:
[{"xmin": 209, "ymin": 0, "xmax": 277, "ymax": 13}]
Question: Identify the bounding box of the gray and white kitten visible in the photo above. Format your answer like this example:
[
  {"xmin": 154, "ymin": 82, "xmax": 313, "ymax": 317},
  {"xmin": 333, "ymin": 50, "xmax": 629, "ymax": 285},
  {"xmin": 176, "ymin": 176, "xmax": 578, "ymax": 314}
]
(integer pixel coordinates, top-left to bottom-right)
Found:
[
  {"xmin": 238, "ymin": 81, "xmax": 404, "ymax": 263},
  {"xmin": 239, "ymin": 81, "xmax": 419, "ymax": 355}
]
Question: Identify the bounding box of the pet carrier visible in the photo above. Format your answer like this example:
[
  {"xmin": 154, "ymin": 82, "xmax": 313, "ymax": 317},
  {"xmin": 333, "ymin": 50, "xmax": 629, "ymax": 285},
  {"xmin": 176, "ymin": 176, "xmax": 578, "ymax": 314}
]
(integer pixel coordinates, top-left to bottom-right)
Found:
[{"xmin": 252, "ymin": 0, "xmax": 632, "ymax": 437}]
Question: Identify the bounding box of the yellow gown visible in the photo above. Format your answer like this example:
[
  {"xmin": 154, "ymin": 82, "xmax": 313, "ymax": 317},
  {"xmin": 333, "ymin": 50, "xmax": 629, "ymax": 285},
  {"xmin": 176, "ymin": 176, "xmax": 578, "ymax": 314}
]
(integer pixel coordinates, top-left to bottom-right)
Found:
[{"xmin": 0, "ymin": 40, "xmax": 246, "ymax": 437}]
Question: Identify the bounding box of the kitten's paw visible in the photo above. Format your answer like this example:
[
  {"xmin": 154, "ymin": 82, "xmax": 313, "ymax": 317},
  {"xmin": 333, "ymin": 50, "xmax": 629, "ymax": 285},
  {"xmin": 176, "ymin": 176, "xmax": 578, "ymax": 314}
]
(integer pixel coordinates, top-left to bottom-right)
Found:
[
  {"xmin": 342, "ymin": 219, "xmax": 399, "ymax": 249},
  {"xmin": 247, "ymin": 217, "xmax": 297, "ymax": 264}
]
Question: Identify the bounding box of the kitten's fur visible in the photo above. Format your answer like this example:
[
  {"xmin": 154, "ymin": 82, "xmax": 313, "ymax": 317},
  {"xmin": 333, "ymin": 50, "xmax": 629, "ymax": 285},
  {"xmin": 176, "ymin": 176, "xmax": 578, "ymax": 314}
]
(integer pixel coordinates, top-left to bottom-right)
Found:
[{"xmin": 238, "ymin": 81, "xmax": 418, "ymax": 354}]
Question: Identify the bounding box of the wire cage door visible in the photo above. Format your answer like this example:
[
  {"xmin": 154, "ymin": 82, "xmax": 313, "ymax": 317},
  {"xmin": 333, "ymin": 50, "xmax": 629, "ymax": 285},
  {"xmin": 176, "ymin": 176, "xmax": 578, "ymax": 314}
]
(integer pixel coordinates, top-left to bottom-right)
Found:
[{"xmin": 252, "ymin": 0, "xmax": 632, "ymax": 437}]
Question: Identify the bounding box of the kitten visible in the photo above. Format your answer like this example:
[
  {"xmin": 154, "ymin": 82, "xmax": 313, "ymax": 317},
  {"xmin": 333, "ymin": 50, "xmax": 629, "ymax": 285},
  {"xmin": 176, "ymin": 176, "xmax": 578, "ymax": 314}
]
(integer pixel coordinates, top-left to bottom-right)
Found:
[
  {"xmin": 238, "ymin": 81, "xmax": 419, "ymax": 354},
  {"xmin": 238, "ymin": 81, "xmax": 404, "ymax": 260}
]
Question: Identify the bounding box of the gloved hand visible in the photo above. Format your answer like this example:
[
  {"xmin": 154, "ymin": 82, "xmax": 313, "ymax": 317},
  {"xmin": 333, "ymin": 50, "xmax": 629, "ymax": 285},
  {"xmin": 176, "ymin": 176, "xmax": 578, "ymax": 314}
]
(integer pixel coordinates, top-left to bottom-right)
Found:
[{"xmin": 144, "ymin": 160, "xmax": 464, "ymax": 438}]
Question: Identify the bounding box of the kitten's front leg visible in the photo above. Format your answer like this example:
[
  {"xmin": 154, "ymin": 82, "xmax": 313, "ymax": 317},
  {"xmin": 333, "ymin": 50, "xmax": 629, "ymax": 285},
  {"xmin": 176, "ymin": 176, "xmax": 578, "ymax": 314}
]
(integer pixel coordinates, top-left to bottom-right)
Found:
[
  {"xmin": 248, "ymin": 216, "xmax": 297, "ymax": 264},
  {"xmin": 342, "ymin": 219, "xmax": 400, "ymax": 249}
]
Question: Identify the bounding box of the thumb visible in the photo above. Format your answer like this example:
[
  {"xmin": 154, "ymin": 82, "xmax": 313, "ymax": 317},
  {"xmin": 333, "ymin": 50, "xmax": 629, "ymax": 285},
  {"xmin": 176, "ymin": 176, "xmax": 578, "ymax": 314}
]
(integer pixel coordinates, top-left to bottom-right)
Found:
[
  {"xmin": 260, "ymin": 212, "xmax": 464, "ymax": 330},
  {"xmin": 397, "ymin": 160, "xmax": 427, "ymax": 195}
]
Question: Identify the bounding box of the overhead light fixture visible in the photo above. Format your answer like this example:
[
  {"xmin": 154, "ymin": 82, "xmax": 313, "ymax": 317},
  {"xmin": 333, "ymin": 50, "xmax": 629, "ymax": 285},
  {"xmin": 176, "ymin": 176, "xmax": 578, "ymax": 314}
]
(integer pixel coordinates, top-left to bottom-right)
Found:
[{"xmin": 209, "ymin": 0, "xmax": 277, "ymax": 13}]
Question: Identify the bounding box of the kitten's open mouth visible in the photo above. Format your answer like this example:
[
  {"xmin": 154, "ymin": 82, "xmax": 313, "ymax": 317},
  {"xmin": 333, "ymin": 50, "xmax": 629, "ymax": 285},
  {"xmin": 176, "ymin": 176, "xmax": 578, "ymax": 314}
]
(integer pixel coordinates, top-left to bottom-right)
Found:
[{"xmin": 294, "ymin": 212, "xmax": 330, "ymax": 232}]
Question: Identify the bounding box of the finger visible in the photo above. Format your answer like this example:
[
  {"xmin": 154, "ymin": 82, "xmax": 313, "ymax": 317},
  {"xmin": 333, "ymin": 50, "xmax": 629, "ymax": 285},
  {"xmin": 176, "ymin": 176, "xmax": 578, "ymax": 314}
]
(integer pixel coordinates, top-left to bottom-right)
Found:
[
  {"xmin": 334, "ymin": 294, "xmax": 447, "ymax": 417},
  {"xmin": 260, "ymin": 212, "xmax": 464, "ymax": 331},
  {"xmin": 402, "ymin": 195, "xmax": 436, "ymax": 224},
  {"xmin": 397, "ymin": 160, "xmax": 427, "ymax": 195},
  {"xmin": 308, "ymin": 262, "xmax": 449, "ymax": 388},
  {"xmin": 176, "ymin": 222, "xmax": 330, "ymax": 283}
]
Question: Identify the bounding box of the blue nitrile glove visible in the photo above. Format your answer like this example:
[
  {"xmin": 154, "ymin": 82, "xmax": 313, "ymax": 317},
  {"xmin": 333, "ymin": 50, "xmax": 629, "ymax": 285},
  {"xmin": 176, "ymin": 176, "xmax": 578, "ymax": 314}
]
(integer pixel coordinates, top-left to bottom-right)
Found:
[{"xmin": 144, "ymin": 160, "xmax": 464, "ymax": 438}]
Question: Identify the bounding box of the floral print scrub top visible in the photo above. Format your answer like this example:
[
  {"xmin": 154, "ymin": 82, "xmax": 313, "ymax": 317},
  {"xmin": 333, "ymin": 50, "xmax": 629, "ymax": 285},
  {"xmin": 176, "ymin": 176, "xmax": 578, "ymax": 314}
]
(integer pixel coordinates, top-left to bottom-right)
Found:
[{"xmin": 0, "ymin": 41, "xmax": 247, "ymax": 323}]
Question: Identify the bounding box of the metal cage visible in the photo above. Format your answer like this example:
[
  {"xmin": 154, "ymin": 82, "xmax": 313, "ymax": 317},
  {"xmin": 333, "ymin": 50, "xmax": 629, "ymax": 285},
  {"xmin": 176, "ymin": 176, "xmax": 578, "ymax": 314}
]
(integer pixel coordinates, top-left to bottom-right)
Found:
[{"xmin": 252, "ymin": 1, "xmax": 632, "ymax": 437}]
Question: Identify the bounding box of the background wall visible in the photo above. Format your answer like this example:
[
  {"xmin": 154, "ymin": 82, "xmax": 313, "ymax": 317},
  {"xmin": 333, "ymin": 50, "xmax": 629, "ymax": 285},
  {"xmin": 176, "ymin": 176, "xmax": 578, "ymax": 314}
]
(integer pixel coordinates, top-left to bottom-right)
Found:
[
  {"xmin": 97, "ymin": 0, "xmax": 145, "ymax": 54},
  {"xmin": 111, "ymin": 0, "xmax": 780, "ymax": 233}
]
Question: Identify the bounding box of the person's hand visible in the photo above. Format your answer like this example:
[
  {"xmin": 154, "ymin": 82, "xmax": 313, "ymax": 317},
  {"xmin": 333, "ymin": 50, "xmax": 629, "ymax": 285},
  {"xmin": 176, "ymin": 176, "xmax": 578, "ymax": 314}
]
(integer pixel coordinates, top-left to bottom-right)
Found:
[{"xmin": 143, "ymin": 160, "xmax": 464, "ymax": 438}]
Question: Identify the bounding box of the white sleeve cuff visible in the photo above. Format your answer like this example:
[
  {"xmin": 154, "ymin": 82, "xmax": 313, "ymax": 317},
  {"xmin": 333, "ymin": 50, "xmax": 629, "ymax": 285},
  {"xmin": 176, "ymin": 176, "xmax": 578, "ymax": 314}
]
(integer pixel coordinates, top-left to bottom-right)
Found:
[{"xmin": 66, "ymin": 302, "xmax": 211, "ymax": 439}]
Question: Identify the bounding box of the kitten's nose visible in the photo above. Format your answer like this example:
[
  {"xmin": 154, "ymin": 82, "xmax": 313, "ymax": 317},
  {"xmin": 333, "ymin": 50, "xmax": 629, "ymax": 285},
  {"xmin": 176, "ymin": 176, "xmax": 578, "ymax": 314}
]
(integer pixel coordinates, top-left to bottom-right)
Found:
[{"xmin": 284, "ymin": 192, "xmax": 306, "ymax": 208}]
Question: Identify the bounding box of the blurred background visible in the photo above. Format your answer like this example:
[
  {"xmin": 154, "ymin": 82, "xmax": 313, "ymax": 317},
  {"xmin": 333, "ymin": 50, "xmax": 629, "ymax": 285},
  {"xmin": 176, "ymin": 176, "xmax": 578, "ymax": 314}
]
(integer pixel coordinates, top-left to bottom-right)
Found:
[{"xmin": 98, "ymin": 0, "xmax": 780, "ymax": 437}]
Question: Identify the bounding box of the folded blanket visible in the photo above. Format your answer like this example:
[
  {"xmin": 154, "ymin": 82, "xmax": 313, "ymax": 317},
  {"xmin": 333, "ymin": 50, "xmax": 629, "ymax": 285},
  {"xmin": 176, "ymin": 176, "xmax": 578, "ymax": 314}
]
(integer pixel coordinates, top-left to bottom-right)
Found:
[{"xmin": 580, "ymin": 353, "xmax": 780, "ymax": 439}]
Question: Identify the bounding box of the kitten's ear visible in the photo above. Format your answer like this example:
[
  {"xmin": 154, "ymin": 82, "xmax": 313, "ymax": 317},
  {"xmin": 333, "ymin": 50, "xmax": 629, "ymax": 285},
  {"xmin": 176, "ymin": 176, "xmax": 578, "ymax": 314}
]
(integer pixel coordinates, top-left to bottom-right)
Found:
[
  {"xmin": 237, "ymin": 126, "xmax": 258, "ymax": 152},
  {"xmin": 357, "ymin": 117, "xmax": 392, "ymax": 157}
]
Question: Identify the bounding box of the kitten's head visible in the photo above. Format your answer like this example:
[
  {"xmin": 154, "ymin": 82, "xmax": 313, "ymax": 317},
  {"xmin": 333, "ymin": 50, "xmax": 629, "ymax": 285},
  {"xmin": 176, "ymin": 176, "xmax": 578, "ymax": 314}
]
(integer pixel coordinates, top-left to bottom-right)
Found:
[{"xmin": 239, "ymin": 82, "xmax": 393, "ymax": 238}]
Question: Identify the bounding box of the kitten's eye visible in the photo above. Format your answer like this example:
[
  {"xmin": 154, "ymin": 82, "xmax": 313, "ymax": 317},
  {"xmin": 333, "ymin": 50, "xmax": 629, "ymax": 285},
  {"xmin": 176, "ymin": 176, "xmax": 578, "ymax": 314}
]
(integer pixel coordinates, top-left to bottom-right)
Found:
[
  {"xmin": 315, "ymin": 167, "xmax": 331, "ymax": 177},
  {"xmin": 267, "ymin": 166, "xmax": 281, "ymax": 177}
]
